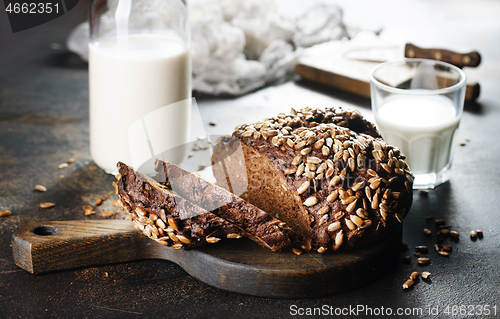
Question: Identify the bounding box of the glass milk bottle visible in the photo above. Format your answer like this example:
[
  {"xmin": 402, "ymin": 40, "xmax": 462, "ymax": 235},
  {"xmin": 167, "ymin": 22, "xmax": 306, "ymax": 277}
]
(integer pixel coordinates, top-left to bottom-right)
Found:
[{"xmin": 89, "ymin": 0, "xmax": 191, "ymax": 175}]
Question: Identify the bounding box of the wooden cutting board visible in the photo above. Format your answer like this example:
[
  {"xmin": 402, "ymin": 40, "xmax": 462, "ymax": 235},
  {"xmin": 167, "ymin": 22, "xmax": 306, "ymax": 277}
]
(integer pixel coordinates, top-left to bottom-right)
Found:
[
  {"xmin": 295, "ymin": 38, "xmax": 480, "ymax": 101},
  {"xmin": 12, "ymin": 220, "xmax": 402, "ymax": 298}
]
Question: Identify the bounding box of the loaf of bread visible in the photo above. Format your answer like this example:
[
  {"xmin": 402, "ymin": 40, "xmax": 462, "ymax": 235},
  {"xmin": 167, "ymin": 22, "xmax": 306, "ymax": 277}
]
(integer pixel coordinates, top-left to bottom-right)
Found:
[
  {"xmin": 115, "ymin": 161, "xmax": 297, "ymax": 251},
  {"xmin": 213, "ymin": 106, "xmax": 413, "ymax": 253}
]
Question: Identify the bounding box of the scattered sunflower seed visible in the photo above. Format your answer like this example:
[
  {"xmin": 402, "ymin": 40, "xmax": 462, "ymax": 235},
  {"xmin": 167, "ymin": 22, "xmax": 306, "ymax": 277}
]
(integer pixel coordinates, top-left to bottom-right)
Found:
[
  {"xmin": 326, "ymin": 190, "xmax": 338, "ymax": 202},
  {"xmin": 206, "ymin": 237, "xmax": 220, "ymax": 243},
  {"xmin": 58, "ymin": 163, "xmax": 69, "ymax": 169},
  {"xmin": 415, "ymin": 246, "xmax": 428, "ymax": 253},
  {"xmin": 209, "ymin": 120, "xmax": 217, "ymax": 126},
  {"xmin": 395, "ymin": 213, "xmax": 403, "ymax": 223},
  {"xmin": 470, "ymin": 230, "xmax": 477, "ymax": 240},
  {"xmin": 421, "ymin": 271, "xmax": 431, "ymax": 279},
  {"xmin": 437, "ymin": 250, "xmax": 449, "ymax": 256},
  {"xmin": 101, "ymin": 211, "xmax": 116, "ymax": 217},
  {"xmin": 439, "ymin": 229, "xmax": 450, "ymax": 236},
  {"xmin": 435, "ymin": 219, "xmax": 446, "ymax": 226},
  {"xmin": 177, "ymin": 235, "xmax": 191, "ymax": 245},
  {"xmin": 0, "ymin": 210, "xmax": 12, "ymax": 217},
  {"xmin": 35, "ymin": 185, "xmax": 47, "ymax": 192},
  {"xmin": 417, "ymin": 257, "xmax": 430, "ymax": 265},
  {"xmin": 423, "ymin": 228, "xmax": 432, "ymax": 237},
  {"xmin": 425, "ymin": 215, "xmax": 434, "ymax": 220},
  {"xmin": 436, "ymin": 229, "xmax": 450, "ymax": 242},
  {"xmin": 167, "ymin": 217, "xmax": 178, "ymax": 230},
  {"xmin": 327, "ymin": 221, "xmax": 341, "ymax": 232},
  {"xmin": 39, "ymin": 202, "xmax": 56, "ymax": 208},
  {"xmin": 440, "ymin": 244, "xmax": 453, "ymax": 252},
  {"xmin": 356, "ymin": 208, "xmax": 368, "ymax": 219},
  {"xmin": 366, "ymin": 169, "xmax": 377, "ymax": 177},
  {"xmin": 418, "ymin": 189, "xmax": 429, "ymax": 195},
  {"xmin": 317, "ymin": 247, "xmax": 327, "ymax": 253},
  {"xmin": 303, "ymin": 196, "xmax": 318, "ymax": 207},
  {"xmin": 477, "ymin": 230, "xmax": 483, "ymax": 238},
  {"xmin": 345, "ymin": 219, "xmax": 356, "ymax": 230},
  {"xmin": 297, "ymin": 181, "xmax": 310, "ymax": 195},
  {"xmin": 318, "ymin": 206, "xmax": 330, "ymax": 215},
  {"xmin": 346, "ymin": 200, "xmax": 358, "ymax": 213},
  {"xmin": 450, "ymin": 230, "xmax": 459, "ymax": 238},
  {"xmin": 414, "ymin": 252, "xmax": 421, "ymax": 257},
  {"xmin": 84, "ymin": 210, "xmax": 96, "ymax": 216},
  {"xmin": 111, "ymin": 200, "xmax": 121, "ymax": 207},
  {"xmin": 410, "ymin": 272, "xmax": 419, "ymax": 281},
  {"xmin": 350, "ymin": 214, "xmax": 363, "ymax": 227},
  {"xmin": 292, "ymin": 248, "xmax": 304, "ymax": 256},
  {"xmin": 318, "ymin": 214, "xmax": 329, "ymax": 226},
  {"xmin": 402, "ymin": 279, "xmax": 414, "ymax": 289},
  {"xmin": 335, "ymin": 230, "xmax": 344, "ymax": 247},
  {"xmin": 136, "ymin": 207, "xmax": 147, "ymax": 216}
]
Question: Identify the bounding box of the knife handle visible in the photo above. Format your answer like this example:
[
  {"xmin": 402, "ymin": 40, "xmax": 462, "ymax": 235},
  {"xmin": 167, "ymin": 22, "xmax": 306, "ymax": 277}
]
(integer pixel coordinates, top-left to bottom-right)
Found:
[{"xmin": 404, "ymin": 43, "xmax": 481, "ymax": 68}]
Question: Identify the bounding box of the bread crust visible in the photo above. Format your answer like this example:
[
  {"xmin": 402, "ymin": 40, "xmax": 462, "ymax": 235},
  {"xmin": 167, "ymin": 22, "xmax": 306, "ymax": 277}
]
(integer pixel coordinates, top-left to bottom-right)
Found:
[{"xmin": 214, "ymin": 106, "xmax": 414, "ymax": 252}]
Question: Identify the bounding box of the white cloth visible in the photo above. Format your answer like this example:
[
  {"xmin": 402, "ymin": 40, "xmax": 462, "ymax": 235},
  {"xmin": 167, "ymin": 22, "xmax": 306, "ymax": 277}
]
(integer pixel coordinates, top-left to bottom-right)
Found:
[{"xmin": 67, "ymin": 0, "xmax": 349, "ymax": 95}]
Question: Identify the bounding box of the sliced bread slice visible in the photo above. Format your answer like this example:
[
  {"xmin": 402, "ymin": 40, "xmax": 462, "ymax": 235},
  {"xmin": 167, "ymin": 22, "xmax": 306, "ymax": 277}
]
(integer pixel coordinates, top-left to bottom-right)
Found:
[
  {"xmin": 154, "ymin": 160, "xmax": 300, "ymax": 251},
  {"xmin": 116, "ymin": 162, "xmax": 296, "ymax": 251}
]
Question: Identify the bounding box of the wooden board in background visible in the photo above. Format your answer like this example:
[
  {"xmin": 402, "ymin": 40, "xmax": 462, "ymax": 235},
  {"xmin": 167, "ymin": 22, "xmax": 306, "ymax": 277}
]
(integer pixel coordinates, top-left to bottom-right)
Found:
[{"xmin": 295, "ymin": 40, "xmax": 480, "ymax": 101}]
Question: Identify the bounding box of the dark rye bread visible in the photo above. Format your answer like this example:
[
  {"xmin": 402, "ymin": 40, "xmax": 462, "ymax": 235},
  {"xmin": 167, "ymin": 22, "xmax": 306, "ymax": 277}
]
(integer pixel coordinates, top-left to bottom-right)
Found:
[
  {"xmin": 115, "ymin": 162, "xmax": 246, "ymax": 250},
  {"xmin": 116, "ymin": 162, "xmax": 296, "ymax": 251},
  {"xmin": 153, "ymin": 160, "xmax": 300, "ymax": 251},
  {"xmin": 213, "ymin": 106, "xmax": 413, "ymax": 253}
]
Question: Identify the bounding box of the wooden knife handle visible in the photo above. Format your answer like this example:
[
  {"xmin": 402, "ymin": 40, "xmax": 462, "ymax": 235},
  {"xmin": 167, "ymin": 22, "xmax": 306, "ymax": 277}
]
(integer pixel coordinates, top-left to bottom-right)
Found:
[
  {"xmin": 11, "ymin": 220, "xmax": 155, "ymax": 274},
  {"xmin": 404, "ymin": 43, "xmax": 481, "ymax": 68}
]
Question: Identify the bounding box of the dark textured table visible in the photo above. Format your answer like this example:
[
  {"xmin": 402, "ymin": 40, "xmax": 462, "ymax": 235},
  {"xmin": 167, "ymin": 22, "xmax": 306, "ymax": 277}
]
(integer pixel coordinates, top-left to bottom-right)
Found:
[{"xmin": 1, "ymin": 1, "xmax": 500, "ymax": 318}]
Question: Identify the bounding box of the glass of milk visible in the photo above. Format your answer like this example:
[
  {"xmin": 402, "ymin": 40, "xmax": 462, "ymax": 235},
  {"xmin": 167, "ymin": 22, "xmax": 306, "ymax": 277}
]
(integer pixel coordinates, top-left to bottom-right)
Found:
[
  {"xmin": 89, "ymin": 0, "xmax": 191, "ymax": 175},
  {"xmin": 370, "ymin": 58, "xmax": 466, "ymax": 189}
]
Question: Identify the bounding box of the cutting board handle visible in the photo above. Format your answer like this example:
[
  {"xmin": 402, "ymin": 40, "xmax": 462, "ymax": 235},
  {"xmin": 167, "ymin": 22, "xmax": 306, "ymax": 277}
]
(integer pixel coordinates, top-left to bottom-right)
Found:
[
  {"xmin": 404, "ymin": 43, "xmax": 481, "ymax": 68},
  {"xmin": 11, "ymin": 220, "xmax": 153, "ymax": 274}
]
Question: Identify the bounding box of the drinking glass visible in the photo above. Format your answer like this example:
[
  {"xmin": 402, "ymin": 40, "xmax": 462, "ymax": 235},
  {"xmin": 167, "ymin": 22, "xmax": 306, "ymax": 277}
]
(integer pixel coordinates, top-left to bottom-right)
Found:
[{"xmin": 370, "ymin": 58, "xmax": 466, "ymax": 189}]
